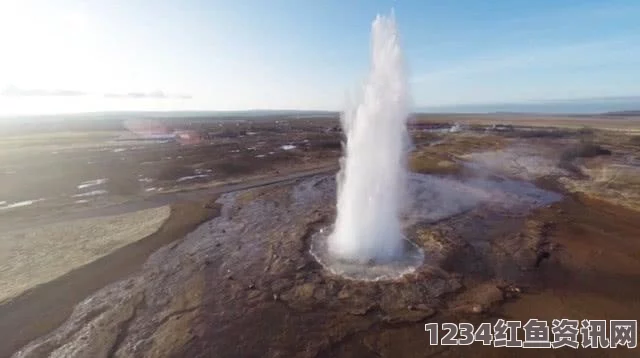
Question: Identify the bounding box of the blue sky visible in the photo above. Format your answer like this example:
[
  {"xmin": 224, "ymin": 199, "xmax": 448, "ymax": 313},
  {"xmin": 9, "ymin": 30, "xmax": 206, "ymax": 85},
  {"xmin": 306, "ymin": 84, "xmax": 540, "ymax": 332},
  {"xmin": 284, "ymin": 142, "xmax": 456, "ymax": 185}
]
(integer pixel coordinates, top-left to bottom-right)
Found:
[{"xmin": 0, "ymin": 0, "xmax": 639, "ymax": 114}]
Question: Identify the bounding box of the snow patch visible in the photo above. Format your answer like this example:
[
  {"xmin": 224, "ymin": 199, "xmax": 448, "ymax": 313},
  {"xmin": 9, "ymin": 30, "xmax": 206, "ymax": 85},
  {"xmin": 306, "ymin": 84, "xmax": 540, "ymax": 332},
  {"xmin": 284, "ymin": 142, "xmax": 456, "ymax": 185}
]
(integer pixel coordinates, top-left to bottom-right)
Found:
[
  {"xmin": 0, "ymin": 199, "xmax": 45, "ymax": 210},
  {"xmin": 77, "ymin": 178, "xmax": 108, "ymax": 190},
  {"xmin": 73, "ymin": 190, "xmax": 108, "ymax": 198},
  {"xmin": 177, "ymin": 175, "xmax": 209, "ymax": 182}
]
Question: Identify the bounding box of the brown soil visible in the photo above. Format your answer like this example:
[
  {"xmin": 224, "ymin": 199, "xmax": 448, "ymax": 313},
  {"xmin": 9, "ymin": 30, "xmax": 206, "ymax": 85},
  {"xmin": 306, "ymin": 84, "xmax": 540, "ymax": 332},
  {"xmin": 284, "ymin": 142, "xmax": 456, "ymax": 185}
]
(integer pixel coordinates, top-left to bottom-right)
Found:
[
  {"xmin": 409, "ymin": 134, "xmax": 506, "ymax": 175},
  {"xmin": 326, "ymin": 194, "xmax": 640, "ymax": 357}
]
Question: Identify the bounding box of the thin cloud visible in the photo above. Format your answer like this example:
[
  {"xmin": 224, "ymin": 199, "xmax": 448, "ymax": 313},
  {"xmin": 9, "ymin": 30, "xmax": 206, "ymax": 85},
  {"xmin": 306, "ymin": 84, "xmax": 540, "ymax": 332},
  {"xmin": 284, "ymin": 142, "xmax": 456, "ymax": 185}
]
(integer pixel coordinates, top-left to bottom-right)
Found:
[
  {"xmin": 1, "ymin": 85, "xmax": 192, "ymax": 99},
  {"xmin": 1, "ymin": 85, "xmax": 86, "ymax": 97},
  {"xmin": 104, "ymin": 91, "xmax": 192, "ymax": 99}
]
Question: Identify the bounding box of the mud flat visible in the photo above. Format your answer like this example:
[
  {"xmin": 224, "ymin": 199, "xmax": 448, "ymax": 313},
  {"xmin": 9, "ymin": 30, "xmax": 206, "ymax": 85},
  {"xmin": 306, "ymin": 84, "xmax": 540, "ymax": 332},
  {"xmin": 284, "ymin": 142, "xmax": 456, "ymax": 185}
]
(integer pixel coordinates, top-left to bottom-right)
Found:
[
  {"xmin": 0, "ymin": 201, "xmax": 221, "ymax": 358},
  {"xmin": 0, "ymin": 206, "xmax": 171, "ymax": 304}
]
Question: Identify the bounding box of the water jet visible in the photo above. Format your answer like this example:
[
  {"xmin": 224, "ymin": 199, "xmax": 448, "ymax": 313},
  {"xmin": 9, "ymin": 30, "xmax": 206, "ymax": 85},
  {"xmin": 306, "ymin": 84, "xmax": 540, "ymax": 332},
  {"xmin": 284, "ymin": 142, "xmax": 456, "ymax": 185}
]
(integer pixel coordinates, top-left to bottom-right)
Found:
[{"xmin": 329, "ymin": 12, "xmax": 411, "ymax": 265}]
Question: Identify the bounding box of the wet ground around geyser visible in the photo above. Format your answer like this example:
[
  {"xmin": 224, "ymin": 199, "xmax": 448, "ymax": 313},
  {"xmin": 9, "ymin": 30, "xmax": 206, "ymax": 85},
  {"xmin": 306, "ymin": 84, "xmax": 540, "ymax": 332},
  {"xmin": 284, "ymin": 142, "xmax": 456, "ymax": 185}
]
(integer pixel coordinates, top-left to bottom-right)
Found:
[
  {"xmin": 15, "ymin": 172, "xmax": 562, "ymax": 358},
  {"xmin": 309, "ymin": 173, "xmax": 561, "ymax": 281}
]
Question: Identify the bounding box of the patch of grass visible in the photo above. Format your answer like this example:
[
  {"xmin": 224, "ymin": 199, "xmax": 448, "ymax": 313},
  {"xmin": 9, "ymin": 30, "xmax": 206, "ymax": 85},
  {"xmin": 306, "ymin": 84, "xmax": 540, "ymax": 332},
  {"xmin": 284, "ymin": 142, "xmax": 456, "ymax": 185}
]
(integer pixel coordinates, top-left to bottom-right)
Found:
[
  {"xmin": 629, "ymin": 135, "xmax": 640, "ymax": 146},
  {"xmin": 504, "ymin": 128, "xmax": 572, "ymax": 139},
  {"xmin": 558, "ymin": 141, "xmax": 611, "ymax": 178},
  {"xmin": 157, "ymin": 165, "xmax": 196, "ymax": 181},
  {"xmin": 215, "ymin": 129, "xmax": 245, "ymax": 138},
  {"xmin": 558, "ymin": 142, "xmax": 611, "ymax": 177},
  {"xmin": 429, "ymin": 135, "xmax": 506, "ymax": 156},
  {"xmin": 468, "ymin": 124, "xmax": 488, "ymax": 132},
  {"xmin": 558, "ymin": 160, "xmax": 583, "ymax": 177},
  {"xmin": 0, "ymin": 131, "xmax": 121, "ymax": 147},
  {"xmin": 411, "ymin": 131, "xmax": 442, "ymax": 143},
  {"xmin": 560, "ymin": 143, "xmax": 612, "ymax": 162},
  {"xmin": 576, "ymin": 126, "xmax": 595, "ymax": 137},
  {"xmin": 105, "ymin": 178, "xmax": 140, "ymax": 196},
  {"xmin": 313, "ymin": 139, "xmax": 342, "ymax": 150},
  {"xmin": 409, "ymin": 153, "xmax": 461, "ymax": 175},
  {"xmin": 214, "ymin": 161, "xmax": 256, "ymax": 176},
  {"xmin": 236, "ymin": 188, "xmax": 263, "ymax": 205}
]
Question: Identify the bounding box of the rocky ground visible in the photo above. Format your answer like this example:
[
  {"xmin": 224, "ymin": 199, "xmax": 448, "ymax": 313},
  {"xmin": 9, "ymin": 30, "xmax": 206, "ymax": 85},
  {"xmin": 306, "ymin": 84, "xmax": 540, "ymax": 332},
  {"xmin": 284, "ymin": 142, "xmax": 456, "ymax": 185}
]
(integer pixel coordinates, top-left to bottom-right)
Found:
[
  {"xmin": 3, "ymin": 116, "xmax": 640, "ymax": 357},
  {"xmin": 13, "ymin": 174, "xmax": 557, "ymax": 358}
]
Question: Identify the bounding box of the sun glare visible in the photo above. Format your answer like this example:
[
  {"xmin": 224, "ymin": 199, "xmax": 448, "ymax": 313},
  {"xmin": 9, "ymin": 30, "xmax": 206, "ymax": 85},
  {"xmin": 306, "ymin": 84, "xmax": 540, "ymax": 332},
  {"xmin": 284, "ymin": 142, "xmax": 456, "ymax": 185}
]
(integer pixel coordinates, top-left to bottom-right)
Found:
[{"xmin": 0, "ymin": 2, "xmax": 98, "ymax": 93}]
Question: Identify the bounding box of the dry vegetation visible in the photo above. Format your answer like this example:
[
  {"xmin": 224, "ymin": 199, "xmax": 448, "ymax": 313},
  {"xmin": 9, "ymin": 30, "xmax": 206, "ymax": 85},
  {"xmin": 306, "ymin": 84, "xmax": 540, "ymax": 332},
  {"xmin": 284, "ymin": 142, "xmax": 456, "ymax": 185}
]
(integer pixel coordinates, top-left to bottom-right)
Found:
[
  {"xmin": 408, "ymin": 133, "xmax": 506, "ymax": 175},
  {"xmin": 408, "ymin": 153, "xmax": 461, "ymax": 175},
  {"xmin": 561, "ymin": 165, "xmax": 640, "ymax": 212},
  {"xmin": 558, "ymin": 142, "xmax": 612, "ymax": 175}
]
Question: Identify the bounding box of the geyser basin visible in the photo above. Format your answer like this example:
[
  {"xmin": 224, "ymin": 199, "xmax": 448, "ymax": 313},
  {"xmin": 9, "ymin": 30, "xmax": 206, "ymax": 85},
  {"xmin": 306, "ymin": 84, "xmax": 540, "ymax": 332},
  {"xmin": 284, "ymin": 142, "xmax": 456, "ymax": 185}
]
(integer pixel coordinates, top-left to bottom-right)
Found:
[
  {"xmin": 310, "ymin": 227, "xmax": 424, "ymax": 281},
  {"xmin": 309, "ymin": 172, "xmax": 562, "ymax": 280}
]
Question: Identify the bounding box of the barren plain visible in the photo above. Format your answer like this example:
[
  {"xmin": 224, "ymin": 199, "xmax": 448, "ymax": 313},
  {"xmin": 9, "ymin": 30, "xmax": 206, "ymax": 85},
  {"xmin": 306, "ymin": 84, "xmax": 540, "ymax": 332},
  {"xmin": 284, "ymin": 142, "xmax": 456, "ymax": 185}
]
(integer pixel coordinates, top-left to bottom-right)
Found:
[{"xmin": 1, "ymin": 113, "xmax": 639, "ymax": 357}]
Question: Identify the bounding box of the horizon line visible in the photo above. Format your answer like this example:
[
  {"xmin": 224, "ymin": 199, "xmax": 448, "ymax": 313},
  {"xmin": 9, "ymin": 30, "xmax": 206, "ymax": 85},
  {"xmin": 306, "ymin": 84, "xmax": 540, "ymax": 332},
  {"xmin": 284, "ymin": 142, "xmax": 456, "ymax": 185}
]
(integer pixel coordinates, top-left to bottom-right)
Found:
[{"xmin": 0, "ymin": 95, "xmax": 638, "ymax": 119}]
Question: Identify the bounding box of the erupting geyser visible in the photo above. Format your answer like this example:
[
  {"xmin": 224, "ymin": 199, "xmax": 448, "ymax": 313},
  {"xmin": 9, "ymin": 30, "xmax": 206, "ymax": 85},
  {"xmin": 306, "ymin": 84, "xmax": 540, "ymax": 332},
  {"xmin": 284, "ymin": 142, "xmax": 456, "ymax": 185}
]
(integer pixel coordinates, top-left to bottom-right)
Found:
[{"xmin": 329, "ymin": 12, "xmax": 411, "ymax": 263}]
